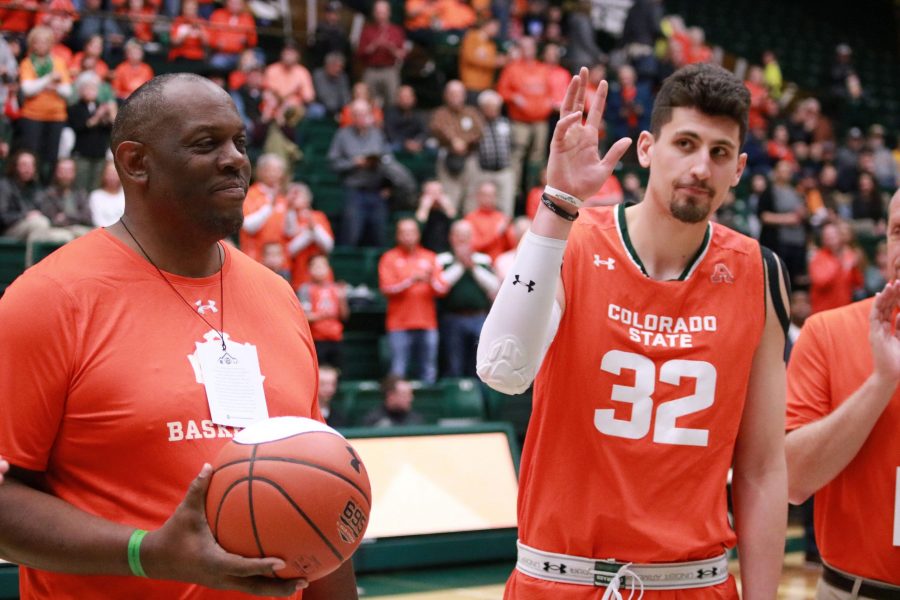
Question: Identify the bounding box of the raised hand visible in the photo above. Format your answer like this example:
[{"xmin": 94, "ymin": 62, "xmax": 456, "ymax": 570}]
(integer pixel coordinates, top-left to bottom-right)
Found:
[
  {"xmin": 141, "ymin": 464, "xmax": 306, "ymax": 597},
  {"xmin": 546, "ymin": 67, "xmax": 633, "ymax": 202},
  {"xmin": 869, "ymin": 280, "xmax": 900, "ymax": 385}
]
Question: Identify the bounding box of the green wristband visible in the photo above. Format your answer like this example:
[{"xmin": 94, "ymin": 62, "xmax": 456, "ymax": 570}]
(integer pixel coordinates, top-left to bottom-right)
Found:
[{"xmin": 127, "ymin": 529, "xmax": 149, "ymax": 578}]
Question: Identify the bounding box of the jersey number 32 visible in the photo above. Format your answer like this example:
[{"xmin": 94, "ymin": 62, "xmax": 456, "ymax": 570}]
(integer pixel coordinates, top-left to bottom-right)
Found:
[{"xmin": 594, "ymin": 350, "xmax": 716, "ymax": 447}]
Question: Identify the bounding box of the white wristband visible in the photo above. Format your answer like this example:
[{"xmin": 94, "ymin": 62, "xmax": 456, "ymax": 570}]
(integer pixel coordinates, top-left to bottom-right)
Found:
[{"xmin": 544, "ymin": 185, "xmax": 584, "ymax": 209}]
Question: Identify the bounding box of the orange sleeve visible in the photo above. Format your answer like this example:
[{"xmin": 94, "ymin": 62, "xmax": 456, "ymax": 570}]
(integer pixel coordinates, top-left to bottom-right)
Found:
[
  {"xmin": 808, "ymin": 252, "xmax": 839, "ymax": 289},
  {"xmin": 785, "ymin": 315, "xmax": 834, "ymax": 431},
  {"xmin": 378, "ymin": 251, "xmax": 410, "ymax": 296},
  {"xmin": 242, "ymin": 186, "xmax": 267, "ymax": 216},
  {"xmin": 111, "ymin": 65, "xmax": 126, "ymax": 97},
  {"xmin": 0, "ymin": 274, "xmax": 77, "ymax": 471},
  {"xmin": 244, "ymin": 13, "xmax": 257, "ymax": 48}
]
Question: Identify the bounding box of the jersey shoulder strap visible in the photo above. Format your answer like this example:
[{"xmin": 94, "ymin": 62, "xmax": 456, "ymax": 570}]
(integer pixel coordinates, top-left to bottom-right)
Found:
[{"xmin": 760, "ymin": 244, "xmax": 791, "ymax": 336}]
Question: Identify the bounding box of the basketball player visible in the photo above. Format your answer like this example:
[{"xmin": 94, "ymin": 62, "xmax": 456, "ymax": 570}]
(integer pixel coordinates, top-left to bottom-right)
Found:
[
  {"xmin": 0, "ymin": 74, "xmax": 357, "ymax": 599},
  {"xmin": 785, "ymin": 190, "xmax": 900, "ymax": 596},
  {"xmin": 478, "ymin": 64, "xmax": 789, "ymax": 598}
]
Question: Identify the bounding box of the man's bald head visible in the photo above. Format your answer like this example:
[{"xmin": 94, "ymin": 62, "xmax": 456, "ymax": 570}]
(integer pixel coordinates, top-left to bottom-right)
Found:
[{"xmin": 110, "ymin": 73, "xmax": 228, "ymax": 154}]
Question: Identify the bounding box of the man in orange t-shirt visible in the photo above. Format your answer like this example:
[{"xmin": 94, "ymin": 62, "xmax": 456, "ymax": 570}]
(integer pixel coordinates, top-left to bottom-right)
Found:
[
  {"xmin": 808, "ymin": 221, "xmax": 863, "ymax": 314},
  {"xmin": 378, "ymin": 218, "xmax": 448, "ymax": 383},
  {"xmin": 263, "ymin": 42, "xmax": 314, "ymax": 125},
  {"xmin": 284, "ymin": 182, "xmax": 334, "ymax": 289},
  {"xmin": 239, "ymin": 153, "xmax": 287, "ymax": 264},
  {"xmin": 111, "ymin": 40, "xmax": 153, "ymax": 100},
  {"xmin": 464, "ymin": 180, "xmax": 510, "ymax": 261},
  {"xmin": 208, "ymin": 0, "xmax": 257, "ymax": 71},
  {"xmin": 786, "ymin": 189, "xmax": 900, "ymax": 594},
  {"xmin": 496, "ymin": 36, "xmax": 552, "ymax": 195},
  {"xmin": 0, "ymin": 74, "xmax": 359, "ymax": 599}
]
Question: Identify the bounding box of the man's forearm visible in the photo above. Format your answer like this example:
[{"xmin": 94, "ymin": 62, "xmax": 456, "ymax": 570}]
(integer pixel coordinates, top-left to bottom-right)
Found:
[
  {"xmin": 0, "ymin": 476, "xmax": 133, "ymax": 575},
  {"xmin": 732, "ymin": 465, "xmax": 787, "ymax": 600},
  {"xmin": 304, "ymin": 560, "xmax": 357, "ymax": 600},
  {"xmin": 785, "ymin": 373, "xmax": 896, "ymax": 503}
]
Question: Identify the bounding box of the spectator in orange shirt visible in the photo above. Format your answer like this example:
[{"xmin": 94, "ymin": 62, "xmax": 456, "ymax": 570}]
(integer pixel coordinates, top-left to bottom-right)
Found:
[
  {"xmin": 458, "ymin": 16, "xmax": 504, "ymax": 104},
  {"xmin": 69, "ymin": 34, "xmax": 109, "ymax": 80},
  {"xmin": 208, "ymin": 0, "xmax": 258, "ymax": 72},
  {"xmin": 338, "ymin": 82, "xmax": 384, "ymax": 128},
  {"xmin": 111, "ymin": 39, "xmax": 153, "ymax": 101},
  {"xmin": 496, "ymin": 36, "xmax": 552, "ymax": 197},
  {"xmin": 744, "ymin": 65, "xmax": 777, "ymax": 134},
  {"xmin": 18, "ymin": 26, "xmax": 71, "ymax": 183},
  {"xmin": 298, "ymin": 254, "xmax": 348, "ymax": 369},
  {"xmin": 239, "ymin": 152, "xmax": 287, "ymax": 263},
  {"xmin": 379, "ymin": 217, "xmax": 449, "ymax": 383},
  {"xmin": 808, "ymin": 220, "xmax": 863, "ymax": 314},
  {"xmin": 543, "ymin": 43, "xmax": 570, "ymax": 114},
  {"xmin": 0, "ymin": 0, "xmax": 39, "ymax": 35},
  {"xmin": 357, "ymin": 0, "xmax": 407, "ymax": 109},
  {"xmin": 121, "ymin": 0, "xmax": 157, "ymax": 45},
  {"xmin": 464, "ymin": 180, "xmax": 510, "ymax": 261},
  {"xmin": 263, "ymin": 42, "xmax": 315, "ymax": 126},
  {"xmin": 168, "ymin": 0, "xmax": 210, "ymax": 69},
  {"xmin": 284, "ymin": 182, "xmax": 334, "ymax": 290}
]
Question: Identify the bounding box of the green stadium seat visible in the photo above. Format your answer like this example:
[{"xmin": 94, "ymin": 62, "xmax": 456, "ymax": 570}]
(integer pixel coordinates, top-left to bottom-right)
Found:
[
  {"xmin": 310, "ymin": 185, "xmax": 344, "ymax": 218},
  {"xmin": 31, "ymin": 240, "xmax": 66, "ymax": 264},
  {"xmin": 438, "ymin": 377, "xmax": 486, "ymax": 421},
  {"xmin": 0, "ymin": 238, "xmax": 26, "ymax": 296},
  {"xmin": 484, "ymin": 385, "xmax": 533, "ymax": 443},
  {"xmin": 330, "ymin": 246, "xmax": 383, "ymax": 288},
  {"xmin": 341, "ymin": 332, "xmax": 385, "ymax": 380}
]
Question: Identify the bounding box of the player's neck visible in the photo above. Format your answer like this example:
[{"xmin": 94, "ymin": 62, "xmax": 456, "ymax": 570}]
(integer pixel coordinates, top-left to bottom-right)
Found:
[
  {"xmin": 624, "ymin": 200, "xmax": 711, "ymax": 281},
  {"xmin": 108, "ymin": 216, "xmax": 224, "ymax": 278}
]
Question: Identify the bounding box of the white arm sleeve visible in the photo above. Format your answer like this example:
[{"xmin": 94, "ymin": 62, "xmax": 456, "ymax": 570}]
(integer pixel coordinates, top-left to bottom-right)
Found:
[
  {"xmin": 242, "ymin": 203, "xmax": 273, "ymax": 234},
  {"xmin": 476, "ymin": 231, "xmax": 567, "ymax": 395}
]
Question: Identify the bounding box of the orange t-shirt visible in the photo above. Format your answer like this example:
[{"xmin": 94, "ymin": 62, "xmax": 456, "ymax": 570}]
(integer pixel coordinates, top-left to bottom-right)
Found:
[
  {"xmin": 786, "ymin": 298, "xmax": 900, "ymax": 584},
  {"xmin": 0, "ymin": 229, "xmax": 319, "ymax": 600},
  {"xmin": 378, "ymin": 245, "xmax": 448, "ymax": 331},
  {"xmin": 111, "ymin": 61, "xmax": 154, "ymax": 100},
  {"xmin": 19, "ymin": 55, "xmax": 70, "ymax": 122},
  {"xmin": 0, "ymin": 0, "xmax": 38, "ymax": 32},
  {"xmin": 168, "ymin": 17, "xmax": 209, "ymax": 61},
  {"xmin": 298, "ymin": 281, "xmax": 344, "ymax": 341},
  {"xmin": 69, "ymin": 53, "xmax": 109, "ymax": 80},
  {"xmin": 209, "ymin": 9, "xmax": 257, "ymax": 55},
  {"xmin": 465, "ymin": 207, "xmax": 510, "ymax": 261},
  {"xmin": 240, "ymin": 182, "xmax": 288, "ymax": 263},
  {"xmin": 509, "ymin": 205, "xmax": 765, "ymax": 599},
  {"xmin": 496, "ymin": 59, "xmax": 552, "ymax": 123},
  {"xmin": 286, "ymin": 209, "xmax": 333, "ymax": 290},
  {"xmin": 263, "ymin": 63, "xmax": 314, "ymax": 107},
  {"xmin": 808, "ymin": 248, "xmax": 862, "ymax": 314}
]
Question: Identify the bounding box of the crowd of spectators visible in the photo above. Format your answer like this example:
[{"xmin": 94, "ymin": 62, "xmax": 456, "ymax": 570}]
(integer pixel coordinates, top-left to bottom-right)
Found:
[{"xmin": 0, "ymin": 0, "xmax": 898, "ymax": 420}]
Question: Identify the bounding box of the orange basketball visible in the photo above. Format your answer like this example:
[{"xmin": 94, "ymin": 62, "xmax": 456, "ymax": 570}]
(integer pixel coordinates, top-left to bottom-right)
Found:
[{"xmin": 205, "ymin": 417, "xmax": 371, "ymax": 581}]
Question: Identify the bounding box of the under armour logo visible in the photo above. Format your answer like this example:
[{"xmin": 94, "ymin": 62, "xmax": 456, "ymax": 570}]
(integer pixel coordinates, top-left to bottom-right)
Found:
[
  {"xmin": 512, "ymin": 274, "xmax": 535, "ymax": 292},
  {"xmin": 542, "ymin": 562, "xmax": 567, "ymax": 574},
  {"xmin": 594, "ymin": 255, "xmax": 615, "ymax": 270},
  {"xmin": 696, "ymin": 567, "xmax": 718, "ymax": 579},
  {"xmin": 195, "ymin": 299, "xmax": 218, "ymax": 314},
  {"xmin": 346, "ymin": 446, "xmax": 361, "ymax": 474},
  {"xmin": 710, "ymin": 263, "xmax": 734, "ymax": 284}
]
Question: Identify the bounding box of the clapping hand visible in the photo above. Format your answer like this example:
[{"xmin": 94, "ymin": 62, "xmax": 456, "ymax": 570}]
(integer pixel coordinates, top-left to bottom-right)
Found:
[
  {"xmin": 546, "ymin": 67, "xmax": 632, "ymax": 201},
  {"xmin": 870, "ymin": 280, "xmax": 900, "ymax": 385}
]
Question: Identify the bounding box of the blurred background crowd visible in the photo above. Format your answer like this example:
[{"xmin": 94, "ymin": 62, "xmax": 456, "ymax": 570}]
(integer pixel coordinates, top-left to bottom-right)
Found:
[{"xmin": 0, "ymin": 0, "xmax": 898, "ymax": 461}]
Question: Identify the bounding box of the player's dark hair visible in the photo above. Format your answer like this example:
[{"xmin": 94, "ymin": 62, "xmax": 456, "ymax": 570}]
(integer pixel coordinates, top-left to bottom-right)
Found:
[
  {"xmin": 110, "ymin": 72, "xmax": 211, "ymax": 153},
  {"xmin": 650, "ymin": 63, "xmax": 751, "ymax": 144}
]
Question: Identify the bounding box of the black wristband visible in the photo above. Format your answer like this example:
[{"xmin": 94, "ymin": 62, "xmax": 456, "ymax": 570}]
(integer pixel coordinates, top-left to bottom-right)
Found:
[{"xmin": 541, "ymin": 193, "xmax": 578, "ymax": 221}]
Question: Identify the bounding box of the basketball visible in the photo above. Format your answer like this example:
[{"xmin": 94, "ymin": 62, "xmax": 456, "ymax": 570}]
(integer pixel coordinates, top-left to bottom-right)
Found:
[{"xmin": 205, "ymin": 417, "xmax": 371, "ymax": 581}]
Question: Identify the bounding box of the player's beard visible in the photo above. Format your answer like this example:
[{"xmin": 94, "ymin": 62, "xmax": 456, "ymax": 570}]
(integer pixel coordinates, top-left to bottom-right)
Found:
[{"xmin": 670, "ymin": 186, "xmax": 714, "ymax": 224}]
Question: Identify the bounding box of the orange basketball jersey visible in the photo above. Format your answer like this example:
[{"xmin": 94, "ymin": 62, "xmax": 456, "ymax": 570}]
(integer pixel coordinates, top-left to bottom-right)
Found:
[{"xmin": 512, "ymin": 205, "xmax": 766, "ymax": 596}]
